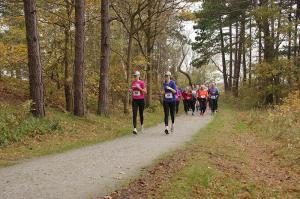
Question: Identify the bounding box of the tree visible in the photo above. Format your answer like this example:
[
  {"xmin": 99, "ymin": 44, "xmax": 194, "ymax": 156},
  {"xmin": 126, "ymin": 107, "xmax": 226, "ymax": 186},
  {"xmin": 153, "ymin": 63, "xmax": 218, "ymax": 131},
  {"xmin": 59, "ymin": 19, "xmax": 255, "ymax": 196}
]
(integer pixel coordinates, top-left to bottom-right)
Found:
[
  {"xmin": 73, "ymin": 0, "xmax": 85, "ymax": 116},
  {"xmin": 23, "ymin": 0, "xmax": 45, "ymax": 117},
  {"xmin": 98, "ymin": 0, "xmax": 110, "ymax": 116}
]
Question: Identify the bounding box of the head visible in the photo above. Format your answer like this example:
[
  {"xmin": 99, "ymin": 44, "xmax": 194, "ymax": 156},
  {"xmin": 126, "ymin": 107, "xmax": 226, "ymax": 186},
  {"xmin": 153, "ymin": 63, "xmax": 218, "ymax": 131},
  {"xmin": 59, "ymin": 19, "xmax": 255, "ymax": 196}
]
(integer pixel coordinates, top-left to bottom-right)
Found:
[
  {"xmin": 200, "ymin": 85, "xmax": 205, "ymax": 90},
  {"xmin": 211, "ymin": 83, "xmax": 216, "ymax": 88},
  {"xmin": 133, "ymin": 71, "xmax": 140, "ymax": 80},
  {"xmin": 164, "ymin": 71, "xmax": 171, "ymax": 82}
]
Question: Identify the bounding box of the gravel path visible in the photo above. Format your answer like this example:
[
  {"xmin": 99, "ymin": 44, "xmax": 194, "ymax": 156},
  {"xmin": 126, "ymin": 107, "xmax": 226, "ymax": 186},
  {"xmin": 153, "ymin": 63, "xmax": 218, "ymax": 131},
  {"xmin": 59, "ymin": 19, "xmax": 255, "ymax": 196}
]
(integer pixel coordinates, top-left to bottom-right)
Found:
[{"xmin": 0, "ymin": 113, "xmax": 212, "ymax": 199}]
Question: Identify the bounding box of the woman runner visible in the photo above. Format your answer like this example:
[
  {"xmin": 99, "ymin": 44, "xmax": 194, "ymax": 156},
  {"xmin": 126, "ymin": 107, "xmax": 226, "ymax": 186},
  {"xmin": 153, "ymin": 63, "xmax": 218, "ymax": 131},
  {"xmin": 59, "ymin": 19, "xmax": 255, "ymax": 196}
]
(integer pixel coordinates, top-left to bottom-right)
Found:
[
  {"xmin": 130, "ymin": 71, "xmax": 147, "ymax": 134},
  {"xmin": 162, "ymin": 71, "xmax": 177, "ymax": 134},
  {"xmin": 175, "ymin": 88, "xmax": 181, "ymax": 114},
  {"xmin": 182, "ymin": 87, "xmax": 191, "ymax": 115},
  {"xmin": 197, "ymin": 85, "xmax": 208, "ymax": 115}
]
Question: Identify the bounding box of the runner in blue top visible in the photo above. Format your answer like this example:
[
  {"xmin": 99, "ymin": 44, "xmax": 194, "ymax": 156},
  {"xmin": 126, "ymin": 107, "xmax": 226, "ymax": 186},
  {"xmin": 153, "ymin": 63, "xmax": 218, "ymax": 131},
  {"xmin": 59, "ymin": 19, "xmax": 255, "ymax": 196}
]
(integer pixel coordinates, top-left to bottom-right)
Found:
[
  {"xmin": 162, "ymin": 71, "xmax": 177, "ymax": 134},
  {"xmin": 208, "ymin": 83, "xmax": 219, "ymax": 114}
]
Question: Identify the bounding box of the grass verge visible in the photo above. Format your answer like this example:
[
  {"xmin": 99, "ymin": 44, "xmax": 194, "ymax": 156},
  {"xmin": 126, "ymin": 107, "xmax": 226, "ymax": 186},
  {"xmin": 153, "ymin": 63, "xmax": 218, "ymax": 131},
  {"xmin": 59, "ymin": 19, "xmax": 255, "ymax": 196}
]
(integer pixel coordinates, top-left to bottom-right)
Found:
[{"xmin": 106, "ymin": 104, "xmax": 300, "ymax": 199}]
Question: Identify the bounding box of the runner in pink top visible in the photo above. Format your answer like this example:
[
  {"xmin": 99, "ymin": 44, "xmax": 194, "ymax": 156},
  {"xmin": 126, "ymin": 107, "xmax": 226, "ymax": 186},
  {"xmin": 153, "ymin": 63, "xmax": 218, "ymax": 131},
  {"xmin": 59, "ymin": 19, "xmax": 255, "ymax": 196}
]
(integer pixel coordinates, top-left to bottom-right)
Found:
[
  {"xmin": 175, "ymin": 88, "xmax": 181, "ymax": 114},
  {"xmin": 129, "ymin": 71, "xmax": 147, "ymax": 135}
]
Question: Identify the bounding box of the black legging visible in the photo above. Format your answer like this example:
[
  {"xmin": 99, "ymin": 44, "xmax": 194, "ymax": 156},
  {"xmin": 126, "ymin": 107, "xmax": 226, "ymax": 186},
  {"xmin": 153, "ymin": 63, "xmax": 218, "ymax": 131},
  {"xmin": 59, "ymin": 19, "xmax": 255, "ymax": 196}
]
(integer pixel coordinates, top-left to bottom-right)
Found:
[
  {"xmin": 183, "ymin": 100, "xmax": 189, "ymax": 113},
  {"xmin": 163, "ymin": 101, "xmax": 176, "ymax": 126},
  {"xmin": 199, "ymin": 98, "xmax": 207, "ymax": 114},
  {"xmin": 210, "ymin": 99, "xmax": 218, "ymax": 113},
  {"xmin": 176, "ymin": 101, "xmax": 180, "ymax": 114},
  {"xmin": 189, "ymin": 98, "xmax": 196, "ymax": 112},
  {"xmin": 132, "ymin": 99, "xmax": 145, "ymax": 128}
]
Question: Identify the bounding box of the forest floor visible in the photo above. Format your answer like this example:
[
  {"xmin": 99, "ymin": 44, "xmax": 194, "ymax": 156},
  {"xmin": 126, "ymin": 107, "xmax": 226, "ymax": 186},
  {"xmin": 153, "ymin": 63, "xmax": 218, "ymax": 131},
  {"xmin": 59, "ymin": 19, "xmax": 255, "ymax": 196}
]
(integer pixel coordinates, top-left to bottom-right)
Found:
[
  {"xmin": 0, "ymin": 111, "xmax": 212, "ymax": 199},
  {"xmin": 103, "ymin": 106, "xmax": 300, "ymax": 199}
]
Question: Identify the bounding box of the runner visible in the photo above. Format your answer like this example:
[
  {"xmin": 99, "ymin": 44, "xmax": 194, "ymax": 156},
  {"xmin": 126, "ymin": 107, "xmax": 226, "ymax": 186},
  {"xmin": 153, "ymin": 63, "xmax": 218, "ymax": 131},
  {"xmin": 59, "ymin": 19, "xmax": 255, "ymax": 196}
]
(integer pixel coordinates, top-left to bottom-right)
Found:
[
  {"xmin": 175, "ymin": 87, "xmax": 181, "ymax": 114},
  {"xmin": 208, "ymin": 83, "xmax": 219, "ymax": 114},
  {"xmin": 162, "ymin": 71, "xmax": 177, "ymax": 134},
  {"xmin": 182, "ymin": 87, "xmax": 191, "ymax": 115},
  {"xmin": 130, "ymin": 71, "xmax": 147, "ymax": 135},
  {"xmin": 190, "ymin": 85, "xmax": 197, "ymax": 116},
  {"xmin": 197, "ymin": 85, "xmax": 208, "ymax": 116}
]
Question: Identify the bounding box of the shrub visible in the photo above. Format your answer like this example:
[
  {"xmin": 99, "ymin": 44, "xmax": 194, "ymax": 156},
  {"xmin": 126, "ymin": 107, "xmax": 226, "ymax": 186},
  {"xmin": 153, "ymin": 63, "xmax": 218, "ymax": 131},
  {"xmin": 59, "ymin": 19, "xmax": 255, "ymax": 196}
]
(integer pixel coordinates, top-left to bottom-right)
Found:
[{"xmin": 0, "ymin": 101, "xmax": 62, "ymax": 147}]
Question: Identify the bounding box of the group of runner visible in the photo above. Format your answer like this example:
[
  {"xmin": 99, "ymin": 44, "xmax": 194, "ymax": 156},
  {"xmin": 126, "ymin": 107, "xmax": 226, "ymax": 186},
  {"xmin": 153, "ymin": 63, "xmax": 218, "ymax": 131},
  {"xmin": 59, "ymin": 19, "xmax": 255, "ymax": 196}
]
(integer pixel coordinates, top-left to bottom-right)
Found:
[{"xmin": 129, "ymin": 71, "xmax": 219, "ymax": 135}]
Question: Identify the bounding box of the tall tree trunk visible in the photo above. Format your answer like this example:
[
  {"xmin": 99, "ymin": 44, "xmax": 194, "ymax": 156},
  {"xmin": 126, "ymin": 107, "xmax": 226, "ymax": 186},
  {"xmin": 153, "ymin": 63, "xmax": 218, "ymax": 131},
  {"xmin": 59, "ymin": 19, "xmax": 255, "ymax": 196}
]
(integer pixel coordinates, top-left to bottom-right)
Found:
[
  {"xmin": 288, "ymin": 2, "xmax": 292, "ymax": 60},
  {"xmin": 73, "ymin": 0, "xmax": 85, "ymax": 116},
  {"xmin": 219, "ymin": 23, "xmax": 229, "ymax": 92},
  {"xmin": 98, "ymin": 0, "xmax": 110, "ymax": 116},
  {"xmin": 242, "ymin": 39, "xmax": 247, "ymax": 83},
  {"xmin": 229, "ymin": 22, "xmax": 233, "ymax": 90},
  {"xmin": 124, "ymin": 33, "xmax": 133, "ymax": 114},
  {"xmin": 233, "ymin": 14, "xmax": 245, "ymax": 97},
  {"xmin": 64, "ymin": 0, "xmax": 73, "ymax": 112},
  {"xmin": 249, "ymin": 17, "xmax": 252, "ymax": 85},
  {"xmin": 64, "ymin": 27, "xmax": 73, "ymax": 112},
  {"xmin": 145, "ymin": 0, "xmax": 153, "ymax": 107},
  {"xmin": 258, "ymin": 25, "xmax": 262, "ymax": 63},
  {"xmin": 234, "ymin": 20, "xmax": 239, "ymax": 77},
  {"xmin": 23, "ymin": 0, "xmax": 45, "ymax": 117}
]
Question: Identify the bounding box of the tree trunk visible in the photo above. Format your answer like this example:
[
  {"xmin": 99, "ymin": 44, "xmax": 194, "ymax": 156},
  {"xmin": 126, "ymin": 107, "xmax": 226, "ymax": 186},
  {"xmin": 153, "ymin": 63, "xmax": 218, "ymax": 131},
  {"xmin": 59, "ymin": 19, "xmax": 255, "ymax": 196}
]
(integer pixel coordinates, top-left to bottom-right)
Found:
[
  {"xmin": 98, "ymin": 0, "xmax": 110, "ymax": 116},
  {"xmin": 124, "ymin": 28, "xmax": 134, "ymax": 114},
  {"xmin": 229, "ymin": 22, "xmax": 233, "ymax": 90},
  {"xmin": 258, "ymin": 25, "xmax": 262, "ymax": 63},
  {"xmin": 249, "ymin": 17, "xmax": 252, "ymax": 85},
  {"xmin": 219, "ymin": 23, "xmax": 229, "ymax": 92},
  {"xmin": 145, "ymin": 0, "xmax": 153, "ymax": 107},
  {"xmin": 63, "ymin": 0, "xmax": 73, "ymax": 112},
  {"xmin": 233, "ymin": 14, "xmax": 245, "ymax": 97},
  {"xmin": 23, "ymin": 0, "xmax": 45, "ymax": 117},
  {"xmin": 64, "ymin": 27, "xmax": 73, "ymax": 112},
  {"xmin": 73, "ymin": 0, "xmax": 85, "ymax": 117}
]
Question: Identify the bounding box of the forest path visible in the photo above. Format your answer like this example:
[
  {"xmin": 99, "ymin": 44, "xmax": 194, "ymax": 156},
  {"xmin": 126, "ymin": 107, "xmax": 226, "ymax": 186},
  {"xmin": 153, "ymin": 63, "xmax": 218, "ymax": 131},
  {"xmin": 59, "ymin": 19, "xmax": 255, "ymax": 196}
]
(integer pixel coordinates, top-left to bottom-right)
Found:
[{"xmin": 0, "ymin": 113, "xmax": 212, "ymax": 199}]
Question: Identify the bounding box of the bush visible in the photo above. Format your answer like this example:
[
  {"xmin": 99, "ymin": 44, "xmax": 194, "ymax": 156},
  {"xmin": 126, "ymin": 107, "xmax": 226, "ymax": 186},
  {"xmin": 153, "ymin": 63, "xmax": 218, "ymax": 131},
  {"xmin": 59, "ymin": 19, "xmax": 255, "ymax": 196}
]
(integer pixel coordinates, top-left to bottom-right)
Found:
[{"xmin": 0, "ymin": 102, "xmax": 62, "ymax": 147}]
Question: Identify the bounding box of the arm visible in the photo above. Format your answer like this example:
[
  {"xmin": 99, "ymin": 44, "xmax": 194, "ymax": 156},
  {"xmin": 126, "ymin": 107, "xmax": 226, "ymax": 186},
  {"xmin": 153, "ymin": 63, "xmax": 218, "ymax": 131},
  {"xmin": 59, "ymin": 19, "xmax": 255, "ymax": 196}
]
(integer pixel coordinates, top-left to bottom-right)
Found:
[
  {"xmin": 168, "ymin": 82, "xmax": 177, "ymax": 94},
  {"xmin": 137, "ymin": 82, "xmax": 147, "ymax": 94}
]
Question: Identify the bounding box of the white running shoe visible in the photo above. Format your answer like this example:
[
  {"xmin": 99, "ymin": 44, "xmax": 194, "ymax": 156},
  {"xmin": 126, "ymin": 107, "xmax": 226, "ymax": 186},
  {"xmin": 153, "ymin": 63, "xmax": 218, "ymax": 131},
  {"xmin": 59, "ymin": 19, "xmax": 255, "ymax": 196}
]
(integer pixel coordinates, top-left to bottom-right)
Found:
[
  {"xmin": 133, "ymin": 128, "xmax": 137, "ymax": 135},
  {"xmin": 141, "ymin": 125, "xmax": 144, "ymax": 133},
  {"xmin": 171, "ymin": 124, "xmax": 174, "ymax": 133},
  {"xmin": 165, "ymin": 126, "xmax": 169, "ymax": 135}
]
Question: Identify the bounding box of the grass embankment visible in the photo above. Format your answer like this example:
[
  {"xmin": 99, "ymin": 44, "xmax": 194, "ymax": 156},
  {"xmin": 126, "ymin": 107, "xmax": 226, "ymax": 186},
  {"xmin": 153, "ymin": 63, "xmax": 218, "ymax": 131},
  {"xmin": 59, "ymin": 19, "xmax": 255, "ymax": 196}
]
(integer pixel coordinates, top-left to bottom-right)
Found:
[
  {"xmin": 0, "ymin": 78, "xmax": 165, "ymax": 167},
  {"xmin": 108, "ymin": 96, "xmax": 300, "ymax": 199}
]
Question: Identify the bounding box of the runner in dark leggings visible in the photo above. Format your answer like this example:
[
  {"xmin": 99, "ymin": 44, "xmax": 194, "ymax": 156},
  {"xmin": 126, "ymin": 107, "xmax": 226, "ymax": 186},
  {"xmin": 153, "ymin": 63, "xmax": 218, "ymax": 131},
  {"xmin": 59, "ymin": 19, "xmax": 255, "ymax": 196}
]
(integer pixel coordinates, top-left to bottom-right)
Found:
[
  {"xmin": 175, "ymin": 88, "xmax": 181, "ymax": 114},
  {"xmin": 130, "ymin": 71, "xmax": 147, "ymax": 134},
  {"xmin": 197, "ymin": 85, "xmax": 208, "ymax": 115},
  {"xmin": 162, "ymin": 71, "xmax": 177, "ymax": 134},
  {"xmin": 208, "ymin": 83, "xmax": 219, "ymax": 114},
  {"xmin": 182, "ymin": 87, "xmax": 191, "ymax": 114}
]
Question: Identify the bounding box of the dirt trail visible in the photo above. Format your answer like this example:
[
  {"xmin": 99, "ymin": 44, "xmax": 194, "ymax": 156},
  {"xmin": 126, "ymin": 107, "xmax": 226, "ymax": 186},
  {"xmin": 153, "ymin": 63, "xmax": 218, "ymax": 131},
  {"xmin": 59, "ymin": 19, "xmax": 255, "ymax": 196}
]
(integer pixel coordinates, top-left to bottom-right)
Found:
[{"xmin": 0, "ymin": 113, "xmax": 212, "ymax": 199}]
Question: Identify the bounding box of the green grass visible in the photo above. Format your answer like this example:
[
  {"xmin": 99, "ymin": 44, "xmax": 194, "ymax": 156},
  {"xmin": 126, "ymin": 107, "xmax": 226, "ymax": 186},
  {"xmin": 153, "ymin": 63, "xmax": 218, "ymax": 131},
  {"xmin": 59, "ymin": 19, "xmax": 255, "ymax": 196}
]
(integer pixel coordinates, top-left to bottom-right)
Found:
[{"xmin": 149, "ymin": 105, "xmax": 300, "ymax": 199}]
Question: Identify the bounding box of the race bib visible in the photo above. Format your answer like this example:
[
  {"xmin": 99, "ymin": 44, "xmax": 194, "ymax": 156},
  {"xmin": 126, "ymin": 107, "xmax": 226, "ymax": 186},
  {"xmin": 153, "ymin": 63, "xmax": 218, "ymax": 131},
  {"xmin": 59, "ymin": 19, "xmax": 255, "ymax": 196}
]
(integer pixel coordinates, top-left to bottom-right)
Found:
[
  {"xmin": 165, "ymin": 93, "xmax": 173, "ymax": 99},
  {"xmin": 133, "ymin": 91, "xmax": 141, "ymax": 96},
  {"xmin": 200, "ymin": 95, "xmax": 206, "ymax": 98},
  {"xmin": 211, "ymin": 96, "xmax": 216, "ymax": 99}
]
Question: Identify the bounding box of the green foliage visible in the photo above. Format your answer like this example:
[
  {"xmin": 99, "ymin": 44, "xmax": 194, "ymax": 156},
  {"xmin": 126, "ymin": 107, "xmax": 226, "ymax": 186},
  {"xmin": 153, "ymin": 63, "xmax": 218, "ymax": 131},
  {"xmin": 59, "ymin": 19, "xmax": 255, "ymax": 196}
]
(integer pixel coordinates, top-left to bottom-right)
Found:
[{"xmin": 0, "ymin": 102, "xmax": 61, "ymax": 147}]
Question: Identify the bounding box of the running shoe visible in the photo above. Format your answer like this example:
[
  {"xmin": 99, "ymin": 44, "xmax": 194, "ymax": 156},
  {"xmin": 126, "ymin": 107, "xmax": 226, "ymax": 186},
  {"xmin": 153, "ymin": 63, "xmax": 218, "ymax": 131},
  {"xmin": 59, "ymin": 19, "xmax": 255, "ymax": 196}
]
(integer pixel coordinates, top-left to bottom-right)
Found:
[
  {"xmin": 171, "ymin": 124, "xmax": 174, "ymax": 133},
  {"xmin": 165, "ymin": 126, "xmax": 169, "ymax": 135},
  {"xmin": 141, "ymin": 125, "xmax": 144, "ymax": 133},
  {"xmin": 133, "ymin": 128, "xmax": 137, "ymax": 135}
]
